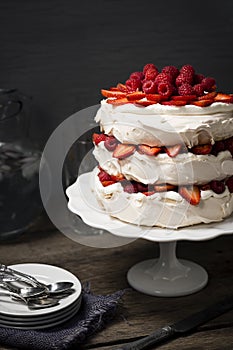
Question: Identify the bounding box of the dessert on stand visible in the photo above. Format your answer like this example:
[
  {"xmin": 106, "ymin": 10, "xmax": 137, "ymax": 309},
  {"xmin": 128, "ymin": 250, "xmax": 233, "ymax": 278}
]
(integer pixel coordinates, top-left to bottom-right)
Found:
[{"xmin": 67, "ymin": 63, "xmax": 233, "ymax": 296}]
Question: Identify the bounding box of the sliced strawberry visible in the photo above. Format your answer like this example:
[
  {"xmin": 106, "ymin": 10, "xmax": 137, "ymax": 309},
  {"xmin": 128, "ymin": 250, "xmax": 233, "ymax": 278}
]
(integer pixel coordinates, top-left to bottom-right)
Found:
[
  {"xmin": 172, "ymin": 95, "xmax": 197, "ymax": 102},
  {"xmin": 117, "ymin": 83, "xmax": 127, "ymax": 92},
  {"xmin": 162, "ymin": 100, "xmax": 187, "ymax": 106},
  {"xmin": 110, "ymin": 173, "xmax": 125, "ymax": 182},
  {"xmin": 142, "ymin": 191, "xmax": 156, "ymax": 196},
  {"xmin": 137, "ymin": 144, "xmax": 161, "ymax": 156},
  {"xmin": 191, "ymin": 99, "xmax": 214, "ymax": 107},
  {"xmin": 214, "ymin": 93, "xmax": 233, "ymax": 103},
  {"xmin": 145, "ymin": 94, "xmax": 164, "ymax": 102},
  {"xmin": 110, "ymin": 87, "xmax": 120, "ymax": 91},
  {"xmin": 104, "ymin": 136, "xmax": 118, "ymax": 151},
  {"xmin": 134, "ymin": 100, "xmax": 157, "ymax": 107},
  {"xmin": 101, "ymin": 89, "xmax": 126, "ymax": 98},
  {"xmin": 102, "ymin": 180, "xmax": 116, "ymax": 187},
  {"xmin": 107, "ymin": 98, "xmax": 130, "ymax": 105},
  {"xmin": 113, "ymin": 144, "xmax": 136, "ymax": 159},
  {"xmin": 191, "ymin": 144, "xmax": 212, "ymax": 155},
  {"xmin": 154, "ymin": 184, "xmax": 177, "ymax": 192},
  {"xmin": 198, "ymin": 92, "xmax": 217, "ymax": 100},
  {"xmin": 92, "ymin": 133, "xmax": 106, "ymax": 145},
  {"xmin": 98, "ymin": 170, "xmax": 112, "ymax": 182},
  {"xmin": 200, "ymin": 183, "xmax": 211, "ymax": 191},
  {"xmin": 165, "ymin": 144, "xmax": 182, "ymax": 158},
  {"xmin": 126, "ymin": 92, "xmax": 146, "ymax": 101},
  {"xmin": 178, "ymin": 185, "xmax": 201, "ymax": 205}
]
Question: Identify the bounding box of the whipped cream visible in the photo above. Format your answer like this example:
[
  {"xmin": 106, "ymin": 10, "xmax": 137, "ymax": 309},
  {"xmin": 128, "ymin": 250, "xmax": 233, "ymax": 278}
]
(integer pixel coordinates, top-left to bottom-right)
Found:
[
  {"xmin": 93, "ymin": 143, "xmax": 233, "ymax": 185},
  {"xmin": 95, "ymin": 100, "xmax": 233, "ymax": 147},
  {"xmin": 93, "ymin": 168, "xmax": 233, "ymax": 228}
]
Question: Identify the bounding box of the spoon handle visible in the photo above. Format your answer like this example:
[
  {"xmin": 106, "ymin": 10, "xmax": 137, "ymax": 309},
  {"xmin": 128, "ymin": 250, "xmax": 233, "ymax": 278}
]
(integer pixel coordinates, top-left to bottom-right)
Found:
[{"xmin": 0, "ymin": 264, "xmax": 43, "ymax": 288}]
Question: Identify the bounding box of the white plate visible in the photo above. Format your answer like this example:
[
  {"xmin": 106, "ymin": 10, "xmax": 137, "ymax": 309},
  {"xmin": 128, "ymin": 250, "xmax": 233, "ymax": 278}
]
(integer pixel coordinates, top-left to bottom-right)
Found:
[
  {"xmin": 0, "ymin": 264, "xmax": 82, "ymax": 317},
  {"xmin": 67, "ymin": 172, "xmax": 233, "ymax": 242}
]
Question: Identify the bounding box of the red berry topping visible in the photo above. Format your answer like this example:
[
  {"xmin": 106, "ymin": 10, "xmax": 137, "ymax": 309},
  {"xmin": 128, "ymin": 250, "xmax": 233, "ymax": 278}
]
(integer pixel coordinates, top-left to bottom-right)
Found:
[
  {"xmin": 123, "ymin": 182, "xmax": 138, "ymax": 193},
  {"xmin": 142, "ymin": 80, "xmax": 157, "ymax": 94},
  {"xmin": 137, "ymin": 183, "xmax": 149, "ymax": 192},
  {"xmin": 130, "ymin": 71, "xmax": 144, "ymax": 81},
  {"xmin": 157, "ymin": 82, "xmax": 174, "ymax": 99},
  {"xmin": 224, "ymin": 136, "xmax": 233, "ymax": 155},
  {"xmin": 145, "ymin": 68, "xmax": 158, "ymax": 81},
  {"xmin": 117, "ymin": 83, "xmax": 127, "ymax": 92},
  {"xmin": 155, "ymin": 73, "xmax": 173, "ymax": 85},
  {"xmin": 201, "ymin": 77, "xmax": 216, "ymax": 91},
  {"xmin": 225, "ymin": 176, "xmax": 233, "ymax": 193},
  {"xmin": 125, "ymin": 78, "xmax": 141, "ymax": 92},
  {"xmin": 211, "ymin": 140, "xmax": 225, "ymax": 156},
  {"xmin": 98, "ymin": 170, "xmax": 112, "ymax": 182},
  {"xmin": 143, "ymin": 63, "xmax": 158, "ymax": 75},
  {"xmin": 176, "ymin": 73, "xmax": 193, "ymax": 86},
  {"xmin": 193, "ymin": 84, "xmax": 205, "ymax": 97},
  {"xmin": 162, "ymin": 66, "xmax": 179, "ymax": 81},
  {"xmin": 194, "ymin": 74, "xmax": 205, "ymax": 84},
  {"xmin": 180, "ymin": 64, "xmax": 195, "ymax": 76},
  {"xmin": 178, "ymin": 83, "xmax": 194, "ymax": 96},
  {"xmin": 92, "ymin": 133, "xmax": 106, "ymax": 145},
  {"xmin": 104, "ymin": 136, "xmax": 118, "ymax": 151},
  {"xmin": 210, "ymin": 180, "xmax": 225, "ymax": 194},
  {"xmin": 191, "ymin": 144, "xmax": 212, "ymax": 155}
]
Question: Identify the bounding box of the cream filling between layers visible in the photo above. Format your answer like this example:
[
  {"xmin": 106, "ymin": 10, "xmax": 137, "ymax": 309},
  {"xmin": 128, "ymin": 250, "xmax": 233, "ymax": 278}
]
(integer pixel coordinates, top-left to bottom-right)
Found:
[
  {"xmin": 93, "ymin": 143, "xmax": 233, "ymax": 185},
  {"xmin": 95, "ymin": 100, "xmax": 233, "ymax": 147},
  {"xmin": 93, "ymin": 168, "xmax": 233, "ymax": 229}
]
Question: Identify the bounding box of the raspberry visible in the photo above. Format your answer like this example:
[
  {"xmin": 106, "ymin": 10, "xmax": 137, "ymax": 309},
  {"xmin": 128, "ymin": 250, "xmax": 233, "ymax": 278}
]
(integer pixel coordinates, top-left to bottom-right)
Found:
[
  {"xmin": 193, "ymin": 84, "xmax": 205, "ymax": 97},
  {"xmin": 161, "ymin": 66, "xmax": 179, "ymax": 81},
  {"xmin": 224, "ymin": 136, "xmax": 233, "ymax": 155},
  {"xmin": 98, "ymin": 170, "xmax": 112, "ymax": 182},
  {"xmin": 176, "ymin": 73, "xmax": 193, "ymax": 86},
  {"xmin": 180, "ymin": 64, "xmax": 195, "ymax": 77},
  {"xmin": 155, "ymin": 73, "xmax": 173, "ymax": 85},
  {"xmin": 125, "ymin": 78, "xmax": 141, "ymax": 92},
  {"xmin": 137, "ymin": 183, "xmax": 149, "ymax": 192},
  {"xmin": 226, "ymin": 176, "xmax": 233, "ymax": 193},
  {"xmin": 142, "ymin": 80, "xmax": 157, "ymax": 94},
  {"xmin": 178, "ymin": 83, "xmax": 194, "ymax": 96},
  {"xmin": 211, "ymin": 140, "xmax": 225, "ymax": 156},
  {"xmin": 194, "ymin": 74, "xmax": 205, "ymax": 84},
  {"xmin": 123, "ymin": 181, "xmax": 138, "ymax": 193},
  {"xmin": 210, "ymin": 180, "xmax": 225, "ymax": 194},
  {"xmin": 130, "ymin": 71, "xmax": 144, "ymax": 81},
  {"xmin": 201, "ymin": 77, "xmax": 216, "ymax": 91},
  {"xmin": 143, "ymin": 63, "xmax": 158, "ymax": 75},
  {"xmin": 104, "ymin": 136, "xmax": 118, "ymax": 151},
  {"xmin": 157, "ymin": 82, "xmax": 174, "ymax": 99},
  {"xmin": 145, "ymin": 68, "xmax": 158, "ymax": 81}
]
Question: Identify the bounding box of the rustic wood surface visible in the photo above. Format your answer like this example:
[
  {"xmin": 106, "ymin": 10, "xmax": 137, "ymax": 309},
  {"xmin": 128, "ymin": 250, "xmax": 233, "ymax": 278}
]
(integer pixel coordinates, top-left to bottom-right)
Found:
[{"xmin": 0, "ymin": 214, "xmax": 232, "ymax": 349}]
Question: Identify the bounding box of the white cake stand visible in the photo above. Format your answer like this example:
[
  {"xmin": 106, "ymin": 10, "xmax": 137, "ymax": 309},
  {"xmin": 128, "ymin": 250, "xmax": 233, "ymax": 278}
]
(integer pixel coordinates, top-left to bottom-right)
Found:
[{"xmin": 66, "ymin": 172, "xmax": 233, "ymax": 297}]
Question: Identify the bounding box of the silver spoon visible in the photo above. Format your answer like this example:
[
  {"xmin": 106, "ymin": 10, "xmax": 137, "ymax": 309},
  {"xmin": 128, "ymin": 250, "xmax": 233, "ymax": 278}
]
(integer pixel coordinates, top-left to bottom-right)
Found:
[
  {"xmin": 1, "ymin": 282, "xmax": 46, "ymax": 298},
  {"xmin": 0, "ymin": 291, "xmax": 59, "ymax": 310}
]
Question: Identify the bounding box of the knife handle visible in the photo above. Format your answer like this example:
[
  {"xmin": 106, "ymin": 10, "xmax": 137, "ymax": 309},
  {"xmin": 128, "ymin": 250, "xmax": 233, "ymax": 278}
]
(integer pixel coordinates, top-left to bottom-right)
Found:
[{"xmin": 115, "ymin": 326, "xmax": 175, "ymax": 350}]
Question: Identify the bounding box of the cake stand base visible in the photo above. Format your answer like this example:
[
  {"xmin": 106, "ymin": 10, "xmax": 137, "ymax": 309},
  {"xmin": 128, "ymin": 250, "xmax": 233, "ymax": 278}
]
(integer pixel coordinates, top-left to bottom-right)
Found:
[{"xmin": 127, "ymin": 242, "xmax": 208, "ymax": 297}]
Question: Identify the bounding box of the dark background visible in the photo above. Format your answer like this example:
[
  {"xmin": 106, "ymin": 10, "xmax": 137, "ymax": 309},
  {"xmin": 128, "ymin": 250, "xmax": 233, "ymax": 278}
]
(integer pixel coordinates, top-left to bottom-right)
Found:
[{"xmin": 0, "ymin": 0, "xmax": 233, "ymax": 146}]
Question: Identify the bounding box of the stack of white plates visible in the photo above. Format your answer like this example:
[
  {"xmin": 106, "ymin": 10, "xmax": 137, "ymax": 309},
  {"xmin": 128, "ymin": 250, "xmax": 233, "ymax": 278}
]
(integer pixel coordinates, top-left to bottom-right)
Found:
[{"xmin": 0, "ymin": 263, "xmax": 82, "ymax": 329}]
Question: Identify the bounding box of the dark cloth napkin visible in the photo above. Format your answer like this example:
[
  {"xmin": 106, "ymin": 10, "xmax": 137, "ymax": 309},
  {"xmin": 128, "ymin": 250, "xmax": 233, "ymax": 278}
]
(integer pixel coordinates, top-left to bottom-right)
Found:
[{"xmin": 0, "ymin": 287, "xmax": 124, "ymax": 350}]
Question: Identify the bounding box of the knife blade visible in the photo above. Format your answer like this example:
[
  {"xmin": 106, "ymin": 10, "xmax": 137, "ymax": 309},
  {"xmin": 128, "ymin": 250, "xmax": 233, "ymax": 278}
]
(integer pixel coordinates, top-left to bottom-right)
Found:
[{"xmin": 115, "ymin": 296, "xmax": 233, "ymax": 350}]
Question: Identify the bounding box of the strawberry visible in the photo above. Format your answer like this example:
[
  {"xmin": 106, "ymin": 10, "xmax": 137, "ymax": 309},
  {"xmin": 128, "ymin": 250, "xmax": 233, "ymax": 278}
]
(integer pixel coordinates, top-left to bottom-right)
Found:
[
  {"xmin": 145, "ymin": 94, "xmax": 164, "ymax": 102},
  {"xmin": 191, "ymin": 144, "xmax": 212, "ymax": 155},
  {"xmin": 110, "ymin": 87, "xmax": 120, "ymax": 91},
  {"xmin": 137, "ymin": 144, "xmax": 161, "ymax": 156},
  {"xmin": 198, "ymin": 92, "xmax": 217, "ymax": 100},
  {"xmin": 154, "ymin": 184, "xmax": 177, "ymax": 192},
  {"xmin": 142, "ymin": 191, "xmax": 156, "ymax": 196},
  {"xmin": 165, "ymin": 144, "xmax": 182, "ymax": 157},
  {"xmin": 104, "ymin": 136, "xmax": 118, "ymax": 151},
  {"xmin": 191, "ymin": 99, "xmax": 214, "ymax": 107},
  {"xmin": 98, "ymin": 170, "xmax": 112, "ymax": 182},
  {"xmin": 113, "ymin": 144, "xmax": 136, "ymax": 159},
  {"xmin": 107, "ymin": 98, "xmax": 129, "ymax": 105},
  {"xmin": 134, "ymin": 100, "xmax": 157, "ymax": 107},
  {"xmin": 110, "ymin": 173, "xmax": 125, "ymax": 181},
  {"xmin": 101, "ymin": 89, "xmax": 126, "ymax": 98},
  {"xmin": 214, "ymin": 93, "xmax": 233, "ymax": 103},
  {"xmin": 178, "ymin": 185, "xmax": 201, "ymax": 205},
  {"xmin": 92, "ymin": 133, "xmax": 106, "ymax": 145},
  {"xmin": 123, "ymin": 182, "xmax": 138, "ymax": 193},
  {"xmin": 162, "ymin": 100, "xmax": 187, "ymax": 106},
  {"xmin": 172, "ymin": 95, "xmax": 197, "ymax": 101},
  {"xmin": 117, "ymin": 83, "xmax": 127, "ymax": 92},
  {"xmin": 102, "ymin": 180, "xmax": 116, "ymax": 187},
  {"xmin": 126, "ymin": 91, "xmax": 146, "ymax": 101}
]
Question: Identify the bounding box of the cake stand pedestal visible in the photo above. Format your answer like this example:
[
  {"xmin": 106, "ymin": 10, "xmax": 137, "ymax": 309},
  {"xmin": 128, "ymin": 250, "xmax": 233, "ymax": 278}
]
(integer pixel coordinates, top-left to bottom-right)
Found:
[
  {"xmin": 66, "ymin": 172, "xmax": 233, "ymax": 297},
  {"xmin": 127, "ymin": 241, "xmax": 207, "ymax": 297}
]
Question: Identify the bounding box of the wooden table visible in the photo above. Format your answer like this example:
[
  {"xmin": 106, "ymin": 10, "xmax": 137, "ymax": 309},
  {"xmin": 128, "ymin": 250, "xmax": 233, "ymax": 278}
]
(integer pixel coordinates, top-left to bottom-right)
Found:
[{"xmin": 0, "ymin": 214, "xmax": 233, "ymax": 350}]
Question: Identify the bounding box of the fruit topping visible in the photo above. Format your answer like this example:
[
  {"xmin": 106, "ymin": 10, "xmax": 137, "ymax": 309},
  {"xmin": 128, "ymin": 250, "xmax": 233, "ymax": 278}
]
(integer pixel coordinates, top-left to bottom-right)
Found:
[
  {"xmin": 116, "ymin": 83, "xmax": 127, "ymax": 92},
  {"xmin": 134, "ymin": 100, "xmax": 157, "ymax": 106},
  {"xmin": 198, "ymin": 91, "xmax": 217, "ymax": 100},
  {"xmin": 211, "ymin": 140, "xmax": 225, "ymax": 156},
  {"xmin": 214, "ymin": 93, "xmax": 233, "ymax": 103},
  {"xmin": 146, "ymin": 94, "xmax": 165, "ymax": 102},
  {"xmin": 165, "ymin": 144, "xmax": 183, "ymax": 158},
  {"xmin": 191, "ymin": 144, "xmax": 212, "ymax": 155},
  {"xmin": 175, "ymin": 73, "xmax": 193, "ymax": 86},
  {"xmin": 154, "ymin": 184, "xmax": 177, "ymax": 192},
  {"xmin": 143, "ymin": 63, "xmax": 158, "ymax": 75},
  {"xmin": 98, "ymin": 170, "xmax": 112, "ymax": 182},
  {"xmin": 125, "ymin": 78, "xmax": 141, "ymax": 92},
  {"xmin": 209, "ymin": 180, "xmax": 225, "ymax": 194},
  {"xmin": 92, "ymin": 133, "xmax": 107, "ymax": 145},
  {"xmin": 123, "ymin": 182, "xmax": 138, "ymax": 193},
  {"xmin": 155, "ymin": 73, "xmax": 173, "ymax": 85},
  {"xmin": 145, "ymin": 68, "xmax": 158, "ymax": 81},
  {"xmin": 193, "ymin": 84, "xmax": 205, "ymax": 97},
  {"xmin": 107, "ymin": 98, "xmax": 130, "ymax": 105},
  {"xmin": 201, "ymin": 77, "xmax": 216, "ymax": 91},
  {"xmin": 225, "ymin": 176, "xmax": 233, "ymax": 193},
  {"xmin": 113, "ymin": 144, "xmax": 136, "ymax": 159},
  {"xmin": 180, "ymin": 64, "xmax": 195, "ymax": 76},
  {"xmin": 178, "ymin": 83, "xmax": 194, "ymax": 96},
  {"xmin": 126, "ymin": 91, "xmax": 146, "ymax": 101},
  {"xmin": 224, "ymin": 137, "xmax": 233, "ymax": 155},
  {"xmin": 157, "ymin": 82, "xmax": 174, "ymax": 99},
  {"xmin": 104, "ymin": 136, "xmax": 118, "ymax": 151},
  {"xmin": 178, "ymin": 185, "xmax": 201, "ymax": 205},
  {"xmin": 161, "ymin": 66, "xmax": 179, "ymax": 81},
  {"xmin": 101, "ymin": 89, "xmax": 126, "ymax": 98},
  {"xmin": 102, "ymin": 180, "xmax": 116, "ymax": 187},
  {"xmin": 162, "ymin": 100, "xmax": 187, "ymax": 106},
  {"xmin": 194, "ymin": 73, "xmax": 205, "ymax": 84},
  {"xmin": 172, "ymin": 95, "xmax": 196, "ymax": 101},
  {"xmin": 142, "ymin": 80, "xmax": 157, "ymax": 94},
  {"xmin": 130, "ymin": 71, "xmax": 144, "ymax": 81},
  {"xmin": 191, "ymin": 99, "xmax": 214, "ymax": 107},
  {"xmin": 137, "ymin": 144, "xmax": 161, "ymax": 156}
]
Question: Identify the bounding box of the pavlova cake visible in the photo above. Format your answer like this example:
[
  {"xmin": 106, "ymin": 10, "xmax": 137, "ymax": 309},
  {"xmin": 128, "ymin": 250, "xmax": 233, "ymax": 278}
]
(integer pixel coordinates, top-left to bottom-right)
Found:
[{"xmin": 91, "ymin": 63, "xmax": 233, "ymax": 228}]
